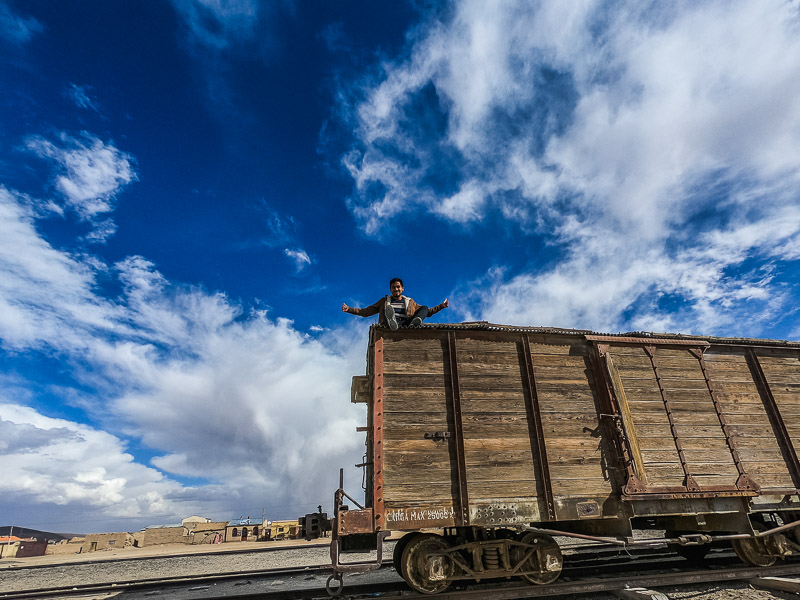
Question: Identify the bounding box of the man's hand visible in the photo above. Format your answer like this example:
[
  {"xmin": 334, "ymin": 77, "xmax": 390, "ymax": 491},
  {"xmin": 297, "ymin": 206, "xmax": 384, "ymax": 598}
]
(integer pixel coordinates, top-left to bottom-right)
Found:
[
  {"xmin": 342, "ymin": 303, "xmax": 350, "ymax": 313},
  {"xmin": 442, "ymin": 298, "xmax": 449, "ymax": 309}
]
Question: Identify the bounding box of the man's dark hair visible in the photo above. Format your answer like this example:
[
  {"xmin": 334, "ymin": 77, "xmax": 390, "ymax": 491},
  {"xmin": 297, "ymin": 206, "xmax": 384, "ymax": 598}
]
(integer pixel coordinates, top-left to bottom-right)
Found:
[{"xmin": 389, "ymin": 277, "xmax": 403, "ymax": 287}]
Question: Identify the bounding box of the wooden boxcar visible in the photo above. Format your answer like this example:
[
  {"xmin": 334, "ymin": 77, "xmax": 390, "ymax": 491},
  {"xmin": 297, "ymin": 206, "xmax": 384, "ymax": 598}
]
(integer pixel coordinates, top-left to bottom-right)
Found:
[{"xmin": 328, "ymin": 323, "xmax": 800, "ymax": 594}]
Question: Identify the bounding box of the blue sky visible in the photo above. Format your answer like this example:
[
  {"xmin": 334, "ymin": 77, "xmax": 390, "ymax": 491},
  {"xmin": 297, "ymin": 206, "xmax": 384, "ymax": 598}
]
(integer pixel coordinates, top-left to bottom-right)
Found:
[{"xmin": 2, "ymin": 0, "xmax": 800, "ymax": 533}]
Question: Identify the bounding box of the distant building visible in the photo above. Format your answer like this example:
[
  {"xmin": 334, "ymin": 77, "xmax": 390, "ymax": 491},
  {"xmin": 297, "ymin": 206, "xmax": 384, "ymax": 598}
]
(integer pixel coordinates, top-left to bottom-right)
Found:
[
  {"xmin": 226, "ymin": 517, "xmax": 264, "ymax": 542},
  {"xmin": 0, "ymin": 536, "xmax": 22, "ymax": 559},
  {"xmin": 265, "ymin": 520, "xmax": 298, "ymax": 540},
  {"xmin": 81, "ymin": 532, "xmax": 134, "ymax": 553},
  {"xmin": 135, "ymin": 525, "xmax": 188, "ymax": 547},
  {"xmin": 181, "ymin": 515, "xmax": 211, "ymax": 527},
  {"xmin": 186, "ymin": 521, "xmax": 228, "ymax": 544},
  {"xmin": 46, "ymin": 537, "xmax": 85, "ymax": 556}
]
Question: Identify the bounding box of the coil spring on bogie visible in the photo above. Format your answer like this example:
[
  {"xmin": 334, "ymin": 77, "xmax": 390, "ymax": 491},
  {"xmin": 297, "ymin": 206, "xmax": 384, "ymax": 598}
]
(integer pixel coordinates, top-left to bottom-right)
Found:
[{"xmin": 483, "ymin": 545, "xmax": 500, "ymax": 570}]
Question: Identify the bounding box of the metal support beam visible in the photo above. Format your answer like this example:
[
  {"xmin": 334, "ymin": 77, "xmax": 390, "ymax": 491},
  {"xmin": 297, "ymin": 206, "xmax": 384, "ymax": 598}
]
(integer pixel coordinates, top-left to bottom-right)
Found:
[
  {"xmin": 372, "ymin": 337, "xmax": 385, "ymax": 531},
  {"xmin": 447, "ymin": 331, "xmax": 470, "ymax": 526},
  {"xmin": 522, "ymin": 334, "xmax": 556, "ymax": 521},
  {"xmin": 601, "ymin": 346, "xmax": 647, "ymax": 494}
]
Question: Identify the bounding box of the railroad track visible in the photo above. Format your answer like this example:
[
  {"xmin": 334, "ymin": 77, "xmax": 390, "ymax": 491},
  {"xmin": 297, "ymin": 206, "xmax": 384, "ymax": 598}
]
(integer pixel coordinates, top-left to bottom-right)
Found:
[{"xmin": 4, "ymin": 544, "xmax": 798, "ymax": 599}]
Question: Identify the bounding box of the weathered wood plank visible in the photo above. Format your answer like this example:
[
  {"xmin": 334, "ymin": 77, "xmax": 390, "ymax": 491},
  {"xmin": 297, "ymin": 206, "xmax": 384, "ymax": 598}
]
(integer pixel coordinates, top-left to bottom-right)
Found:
[
  {"xmin": 530, "ymin": 354, "xmax": 593, "ymax": 368},
  {"xmin": 382, "ymin": 483, "xmax": 455, "ymax": 501},
  {"xmin": 669, "ymin": 413, "xmax": 727, "ymax": 426},
  {"xmin": 606, "ymin": 346, "xmax": 650, "ymax": 356},
  {"xmin": 549, "ymin": 479, "xmax": 614, "ymax": 495},
  {"xmin": 548, "ymin": 464, "xmax": 612, "ymax": 480},
  {"xmin": 458, "ymin": 361, "xmax": 524, "ymax": 375},
  {"xmin": 761, "ymin": 372, "xmax": 800, "ymax": 385},
  {"xmin": 637, "ymin": 436, "xmax": 729, "ymax": 451},
  {"xmin": 529, "ymin": 343, "xmax": 589, "ymax": 356},
  {"xmin": 704, "ymin": 352, "xmax": 749, "ymax": 363},
  {"xmin": 466, "ymin": 479, "xmax": 539, "ymax": 498},
  {"xmin": 384, "ymin": 373, "xmax": 450, "ymax": 390},
  {"xmin": 629, "ymin": 412, "xmax": 673, "ymax": 426},
  {"xmin": 383, "ymin": 361, "xmax": 446, "ymax": 375},
  {"xmin": 537, "ymin": 389, "xmax": 600, "ymax": 403},
  {"xmin": 710, "ymin": 381, "xmax": 761, "ymax": 394},
  {"xmin": 641, "ymin": 449, "xmax": 727, "ymax": 463},
  {"xmin": 712, "ymin": 392, "xmax": 766, "ymax": 404},
  {"xmin": 752, "ymin": 473, "xmax": 797, "ymax": 489}
]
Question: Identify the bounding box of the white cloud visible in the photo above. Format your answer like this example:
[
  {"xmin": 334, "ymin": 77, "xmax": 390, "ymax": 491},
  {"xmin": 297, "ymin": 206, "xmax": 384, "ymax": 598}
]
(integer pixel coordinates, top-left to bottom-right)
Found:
[
  {"xmin": 284, "ymin": 248, "xmax": 312, "ymax": 271},
  {"xmin": 341, "ymin": 0, "xmax": 800, "ymax": 334},
  {"xmin": 66, "ymin": 83, "xmax": 101, "ymax": 112},
  {"xmin": 27, "ymin": 132, "xmax": 137, "ymax": 221},
  {"xmin": 0, "ymin": 183, "xmax": 367, "ymax": 529},
  {"xmin": 0, "ymin": 403, "xmax": 178, "ymax": 517},
  {"xmin": 0, "ymin": 186, "xmax": 121, "ymax": 352},
  {"xmin": 0, "ymin": 3, "xmax": 43, "ymax": 46}
]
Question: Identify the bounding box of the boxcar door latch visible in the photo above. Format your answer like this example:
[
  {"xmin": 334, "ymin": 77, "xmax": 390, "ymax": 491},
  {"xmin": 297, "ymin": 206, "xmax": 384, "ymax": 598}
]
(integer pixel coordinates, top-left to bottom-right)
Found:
[{"xmin": 424, "ymin": 431, "xmax": 451, "ymax": 441}]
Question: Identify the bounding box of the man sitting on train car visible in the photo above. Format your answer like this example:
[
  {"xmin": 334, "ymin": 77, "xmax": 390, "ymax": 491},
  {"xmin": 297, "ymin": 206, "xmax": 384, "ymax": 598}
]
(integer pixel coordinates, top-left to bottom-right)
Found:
[{"xmin": 341, "ymin": 278, "xmax": 449, "ymax": 331}]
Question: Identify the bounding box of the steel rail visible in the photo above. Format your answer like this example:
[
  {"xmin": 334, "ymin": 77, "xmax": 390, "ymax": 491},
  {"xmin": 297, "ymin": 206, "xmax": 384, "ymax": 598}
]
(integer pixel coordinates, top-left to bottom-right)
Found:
[
  {"xmin": 0, "ymin": 542, "xmax": 329, "ymax": 573},
  {"xmin": 396, "ymin": 562, "xmax": 800, "ymax": 599},
  {"xmin": 0, "ymin": 562, "xmax": 336, "ymax": 599}
]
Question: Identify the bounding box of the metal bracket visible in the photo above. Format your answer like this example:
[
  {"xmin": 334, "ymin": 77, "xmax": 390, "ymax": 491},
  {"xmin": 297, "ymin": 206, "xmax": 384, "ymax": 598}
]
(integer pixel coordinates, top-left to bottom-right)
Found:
[
  {"xmin": 623, "ymin": 476, "xmax": 648, "ymax": 495},
  {"xmin": 736, "ymin": 473, "xmax": 761, "ymax": 492},
  {"xmin": 684, "ymin": 475, "xmax": 701, "ymax": 492}
]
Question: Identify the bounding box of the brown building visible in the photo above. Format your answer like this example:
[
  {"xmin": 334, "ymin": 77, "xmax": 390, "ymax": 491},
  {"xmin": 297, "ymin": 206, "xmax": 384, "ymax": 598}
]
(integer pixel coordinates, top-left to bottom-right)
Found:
[
  {"xmin": 46, "ymin": 537, "xmax": 85, "ymax": 555},
  {"xmin": 187, "ymin": 521, "xmax": 228, "ymax": 544},
  {"xmin": 81, "ymin": 532, "xmax": 133, "ymax": 553},
  {"xmin": 225, "ymin": 517, "xmax": 263, "ymax": 542},
  {"xmin": 136, "ymin": 525, "xmax": 189, "ymax": 547}
]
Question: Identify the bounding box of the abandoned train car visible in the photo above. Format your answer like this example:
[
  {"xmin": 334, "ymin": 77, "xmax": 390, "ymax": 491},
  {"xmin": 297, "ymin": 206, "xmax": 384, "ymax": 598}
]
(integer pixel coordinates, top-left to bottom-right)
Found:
[{"xmin": 328, "ymin": 323, "xmax": 800, "ymax": 594}]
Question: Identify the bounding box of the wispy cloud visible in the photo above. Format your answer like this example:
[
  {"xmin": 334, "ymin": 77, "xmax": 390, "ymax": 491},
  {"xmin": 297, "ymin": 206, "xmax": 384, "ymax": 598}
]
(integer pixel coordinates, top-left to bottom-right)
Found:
[
  {"xmin": 26, "ymin": 132, "xmax": 136, "ymax": 220},
  {"xmin": 284, "ymin": 247, "xmax": 312, "ymax": 272},
  {"xmin": 66, "ymin": 83, "xmax": 101, "ymax": 112},
  {"xmin": 339, "ymin": 0, "xmax": 800, "ymax": 334},
  {"xmin": 0, "ymin": 2, "xmax": 43, "ymax": 46}
]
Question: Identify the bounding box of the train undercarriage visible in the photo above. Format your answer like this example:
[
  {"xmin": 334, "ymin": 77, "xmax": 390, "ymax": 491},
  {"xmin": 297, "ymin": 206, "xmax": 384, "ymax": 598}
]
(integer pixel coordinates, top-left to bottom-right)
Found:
[{"xmin": 328, "ymin": 497, "xmax": 800, "ymax": 595}]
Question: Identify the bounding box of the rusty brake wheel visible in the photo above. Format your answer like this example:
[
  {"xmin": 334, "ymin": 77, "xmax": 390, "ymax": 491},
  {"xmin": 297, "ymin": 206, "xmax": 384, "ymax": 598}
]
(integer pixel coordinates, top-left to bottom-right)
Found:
[
  {"xmin": 511, "ymin": 532, "xmax": 563, "ymax": 584},
  {"xmin": 400, "ymin": 533, "xmax": 454, "ymax": 594},
  {"xmin": 732, "ymin": 535, "xmax": 777, "ymax": 567}
]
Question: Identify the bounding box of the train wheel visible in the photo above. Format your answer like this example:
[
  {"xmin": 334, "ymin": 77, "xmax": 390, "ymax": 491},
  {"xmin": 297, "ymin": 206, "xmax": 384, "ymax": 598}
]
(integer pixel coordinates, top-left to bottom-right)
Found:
[
  {"xmin": 392, "ymin": 534, "xmax": 414, "ymax": 576},
  {"xmin": 512, "ymin": 532, "xmax": 563, "ymax": 584},
  {"xmin": 400, "ymin": 533, "xmax": 454, "ymax": 594},
  {"xmin": 732, "ymin": 536, "xmax": 777, "ymax": 567}
]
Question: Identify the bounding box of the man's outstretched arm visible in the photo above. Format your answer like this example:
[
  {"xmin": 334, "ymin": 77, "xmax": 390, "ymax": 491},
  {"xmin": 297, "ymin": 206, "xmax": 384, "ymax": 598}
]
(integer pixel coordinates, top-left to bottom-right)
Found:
[
  {"xmin": 427, "ymin": 298, "xmax": 449, "ymax": 316},
  {"xmin": 341, "ymin": 298, "xmax": 383, "ymax": 317}
]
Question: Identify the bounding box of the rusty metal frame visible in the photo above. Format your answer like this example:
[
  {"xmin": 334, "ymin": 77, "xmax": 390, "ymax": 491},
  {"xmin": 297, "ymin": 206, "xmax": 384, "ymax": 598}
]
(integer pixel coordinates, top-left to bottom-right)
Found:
[
  {"xmin": 587, "ymin": 335, "xmax": 710, "ymax": 347},
  {"xmin": 588, "ymin": 343, "xmax": 633, "ymax": 494},
  {"xmin": 597, "ymin": 344, "xmax": 647, "ymax": 494},
  {"xmin": 644, "ymin": 345, "xmax": 699, "ymax": 492},
  {"xmin": 447, "ymin": 331, "xmax": 470, "ymax": 526},
  {"xmin": 372, "ymin": 337, "xmax": 385, "ymax": 531},
  {"xmin": 690, "ymin": 347, "xmax": 759, "ymax": 492},
  {"xmin": 521, "ymin": 334, "xmax": 556, "ymax": 521},
  {"xmin": 746, "ymin": 348, "xmax": 800, "ymax": 490}
]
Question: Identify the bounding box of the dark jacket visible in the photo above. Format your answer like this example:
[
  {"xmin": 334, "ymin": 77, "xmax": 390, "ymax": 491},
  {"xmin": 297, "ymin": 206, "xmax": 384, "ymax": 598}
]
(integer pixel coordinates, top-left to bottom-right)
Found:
[{"xmin": 346, "ymin": 295, "xmax": 446, "ymax": 324}]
